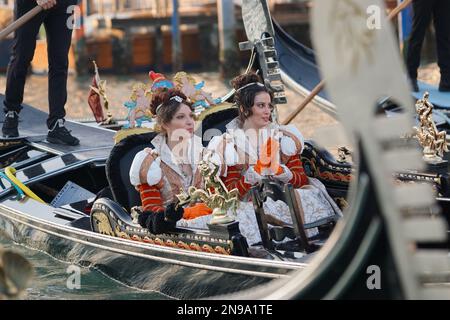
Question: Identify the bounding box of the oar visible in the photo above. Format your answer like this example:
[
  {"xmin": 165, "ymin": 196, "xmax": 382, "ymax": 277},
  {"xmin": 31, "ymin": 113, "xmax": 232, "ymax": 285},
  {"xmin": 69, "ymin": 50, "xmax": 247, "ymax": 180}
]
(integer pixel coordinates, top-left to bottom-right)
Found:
[
  {"xmin": 282, "ymin": 79, "xmax": 325, "ymax": 125},
  {"xmin": 0, "ymin": 5, "xmax": 43, "ymax": 41},
  {"xmin": 282, "ymin": 0, "xmax": 413, "ymax": 125},
  {"xmin": 388, "ymin": 0, "xmax": 413, "ymax": 20}
]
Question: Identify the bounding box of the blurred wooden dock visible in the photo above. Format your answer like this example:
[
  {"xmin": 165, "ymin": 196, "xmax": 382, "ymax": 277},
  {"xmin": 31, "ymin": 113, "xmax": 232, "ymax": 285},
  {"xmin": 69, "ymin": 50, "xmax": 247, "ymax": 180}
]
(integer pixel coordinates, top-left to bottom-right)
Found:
[{"xmin": 0, "ymin": 0, "xmax": 405, "ymax": 74}]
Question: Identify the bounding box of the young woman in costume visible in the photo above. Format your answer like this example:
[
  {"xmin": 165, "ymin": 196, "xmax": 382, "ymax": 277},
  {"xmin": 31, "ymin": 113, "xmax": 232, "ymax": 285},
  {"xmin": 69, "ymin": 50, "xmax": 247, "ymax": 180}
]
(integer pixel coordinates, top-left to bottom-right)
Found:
[
  {"xmin": 129, "ymin": 88, "xmax": 211, "ymax": 234},
  {"xmin": 207, "ymin": 72, "xmax": 342, "ymax": 245}
]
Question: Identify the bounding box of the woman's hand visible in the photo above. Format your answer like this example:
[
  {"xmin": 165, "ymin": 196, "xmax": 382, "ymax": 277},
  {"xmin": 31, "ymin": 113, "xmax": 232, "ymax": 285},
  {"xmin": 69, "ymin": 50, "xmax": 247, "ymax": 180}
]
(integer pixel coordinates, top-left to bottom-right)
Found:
[
  {"xmin": 245, "ymin": 165, "xmax": 293, "ymax": 185},
  {"xmin": 139, "ymin": 148, "xmax": 162, "ymax": 186},
  {"xmin": 37, "ymin": 0, "xmax": 57, "ymax": 10},
  {"xmin": 129, "ymin": 149, "xmax": 162, "ymax": 187},
  {"xmin": 244, "ymin": 166, "xmax": 263, "ymax": 185}
]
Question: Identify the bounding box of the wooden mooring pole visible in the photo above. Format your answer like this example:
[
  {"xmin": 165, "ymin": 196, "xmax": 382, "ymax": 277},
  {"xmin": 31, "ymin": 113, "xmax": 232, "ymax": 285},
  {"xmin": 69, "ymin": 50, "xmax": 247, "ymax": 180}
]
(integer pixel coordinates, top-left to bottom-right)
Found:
[
  {"xmin": 171, "ymin": 0, "xmax": 182, "ymax": 71},
  {"xmin": 217, "ymin": 0, "xmax": 240, "ymax": 78}
]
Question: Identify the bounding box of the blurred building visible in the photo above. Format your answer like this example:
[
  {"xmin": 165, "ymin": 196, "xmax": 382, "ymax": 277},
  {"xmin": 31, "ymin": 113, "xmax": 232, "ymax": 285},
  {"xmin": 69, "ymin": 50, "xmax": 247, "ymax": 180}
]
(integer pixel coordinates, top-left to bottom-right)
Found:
[{"xmin": 0, "ymin": 1, "xmax": 438, "ymax": 74}]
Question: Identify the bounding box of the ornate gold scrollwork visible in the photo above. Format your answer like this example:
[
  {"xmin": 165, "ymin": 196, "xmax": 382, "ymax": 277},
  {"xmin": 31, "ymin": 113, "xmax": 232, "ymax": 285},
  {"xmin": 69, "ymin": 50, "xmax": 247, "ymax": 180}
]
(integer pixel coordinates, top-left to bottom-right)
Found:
[
  {"xmin": 414, "ymin": 92, "xmax": 449, "ymax": 162},
  {"xmin": 92, "ymin": 212, "xmax": 115, "ymax": 237},
  {"xmin": 334, "ymin": 197, "xmax": 349, "ymax": 210},
  {"xmin": 337, "ymin": 146, "xmax": 352, "ymax": 163},
  {"xmin": 176, "ymin": 154, "xmax": 239, "ymax": 225},
  {"xmin": 114, "ymin": 226, "xmax": 130, "ymax": 240}
]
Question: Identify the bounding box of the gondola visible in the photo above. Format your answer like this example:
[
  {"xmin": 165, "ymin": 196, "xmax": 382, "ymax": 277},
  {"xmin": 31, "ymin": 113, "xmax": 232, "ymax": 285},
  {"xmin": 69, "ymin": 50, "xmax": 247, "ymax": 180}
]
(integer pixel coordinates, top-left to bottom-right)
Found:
[
  {"xmin": 0, "ymin": 93, "xmax": 353, "ymax": 298},
  {"xmin": 0, "ymin": 94, "xmax": 448, "ymax": 299}
]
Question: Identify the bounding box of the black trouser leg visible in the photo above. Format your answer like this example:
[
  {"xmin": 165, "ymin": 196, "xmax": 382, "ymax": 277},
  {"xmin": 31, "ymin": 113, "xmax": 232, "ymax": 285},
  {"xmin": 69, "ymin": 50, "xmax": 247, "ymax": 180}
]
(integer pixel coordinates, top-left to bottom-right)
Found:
[
  {"xmin": 3, "ymin": 0, "xmax": 45, "ymax": 114},
  {"xmin": 433, "ymin": 0, "xmax": 450, "ymax": 86},
  {"xmin": 44, "ymin": 2, "xmax": 75, "ymax": 129},
  {"xmin": 406, "ymin": 0, "xmax": 435, "ymax": 80}
]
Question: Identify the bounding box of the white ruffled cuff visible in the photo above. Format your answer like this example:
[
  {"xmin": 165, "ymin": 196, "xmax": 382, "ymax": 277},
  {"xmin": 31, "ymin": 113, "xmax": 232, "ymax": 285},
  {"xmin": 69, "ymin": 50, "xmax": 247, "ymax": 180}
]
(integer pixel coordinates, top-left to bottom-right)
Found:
[
  {"xmin": 281, "ymin": 124, "xmax": 305, "ymax": 155},
  {"xmin": 244, "ymin": 166, "xmax": 262, "ymax": 185},
  {"xmin": 146, "ymin": 158, "xmax": 162, "ymax": 186},
  {"xmin": 280, "ymin": 136, "xmax": 297, "ymax": 156},
  {"xmin": 206, "ymin": 135, "xmax": 223, "ymax": 152}
]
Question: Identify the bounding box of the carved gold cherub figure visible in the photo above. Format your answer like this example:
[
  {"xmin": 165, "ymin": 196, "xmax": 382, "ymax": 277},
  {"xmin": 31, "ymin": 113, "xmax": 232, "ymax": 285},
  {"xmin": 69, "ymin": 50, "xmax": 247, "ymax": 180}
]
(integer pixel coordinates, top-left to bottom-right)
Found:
[{"xmin": 176, "ymin": 151, "xmax": 239, "ymax": 225}]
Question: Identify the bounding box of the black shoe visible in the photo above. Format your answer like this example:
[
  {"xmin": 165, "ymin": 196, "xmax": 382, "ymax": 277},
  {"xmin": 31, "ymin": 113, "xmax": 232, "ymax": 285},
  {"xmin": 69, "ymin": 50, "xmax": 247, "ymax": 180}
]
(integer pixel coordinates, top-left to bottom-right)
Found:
[
  {"xmin": 411, "ymin": 79, "xmax": 419, "ymax": 92},
  {"xmin": 47, "ymin": 119, "xmax": 80, "ymax": 146},
  {"xmin": 2, "ymin": 111, "xmax": 19, "ymax": 138}
]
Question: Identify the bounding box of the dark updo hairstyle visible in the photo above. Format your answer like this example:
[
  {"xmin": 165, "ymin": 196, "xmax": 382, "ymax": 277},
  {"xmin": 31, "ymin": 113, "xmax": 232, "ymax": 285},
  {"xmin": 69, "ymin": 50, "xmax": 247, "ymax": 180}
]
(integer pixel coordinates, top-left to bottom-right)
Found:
[
  {"xmin": 150, "ymin": 88, "xmax": 193, "ymax": 132},
  {"xmin": 231, "ymin": 71, "xmax": 273, "ymax": 123}
]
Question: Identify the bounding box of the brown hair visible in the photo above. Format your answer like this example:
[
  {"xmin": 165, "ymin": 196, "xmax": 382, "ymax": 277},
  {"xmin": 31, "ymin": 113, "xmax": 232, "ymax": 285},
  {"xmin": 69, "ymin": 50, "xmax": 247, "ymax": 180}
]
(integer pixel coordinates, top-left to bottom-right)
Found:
[
  {"xmin": 231, "ymin": 72, "xmax": 273, "ymax": 123},
  {"xmin": 150, "ymin": 88, "xmax": 193, "ymax": 131}
]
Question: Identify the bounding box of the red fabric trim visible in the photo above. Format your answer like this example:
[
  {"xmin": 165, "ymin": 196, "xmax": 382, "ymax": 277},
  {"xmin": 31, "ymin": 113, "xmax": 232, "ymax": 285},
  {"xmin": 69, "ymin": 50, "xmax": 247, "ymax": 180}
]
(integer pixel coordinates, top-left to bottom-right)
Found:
[
  {"xmin": 285, "ymin": 155, "xmax": 308, "ymax": 188},
  {"xmin": 138, "ymin": 184, "xmax": 164, "ymax": 212},
  {"xmin": 222, "ymin": 165, "xmax": 252, "ymax": 199}
]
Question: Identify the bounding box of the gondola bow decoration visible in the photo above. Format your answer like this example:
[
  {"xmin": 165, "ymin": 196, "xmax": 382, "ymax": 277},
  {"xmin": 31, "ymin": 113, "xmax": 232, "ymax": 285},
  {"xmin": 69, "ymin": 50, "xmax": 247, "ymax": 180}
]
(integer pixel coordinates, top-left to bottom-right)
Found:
[{"xmin": 88, "ymin": 61, "xmax": 113, "ymax": 124}]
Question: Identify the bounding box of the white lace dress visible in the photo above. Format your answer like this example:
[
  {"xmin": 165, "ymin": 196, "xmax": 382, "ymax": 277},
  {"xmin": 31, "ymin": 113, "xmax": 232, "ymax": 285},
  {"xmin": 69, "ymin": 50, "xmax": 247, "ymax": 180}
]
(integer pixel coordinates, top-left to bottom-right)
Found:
[
  {"xmin": 177, "ymin": 177, "xmax": 341, "ymax": 245},
  {"xmin": 177, "ymin": 120, "xmax": 343, "ymax": 245}
]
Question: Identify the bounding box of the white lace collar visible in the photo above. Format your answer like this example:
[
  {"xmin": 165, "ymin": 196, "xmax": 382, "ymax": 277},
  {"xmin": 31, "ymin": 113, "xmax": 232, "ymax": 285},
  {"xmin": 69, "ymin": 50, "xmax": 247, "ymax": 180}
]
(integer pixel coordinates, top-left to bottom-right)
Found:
[
  {"xmin": 151, "ymin": 133, "xmax": 203, "ymax": 179},
  {"xmin": 225, "ymin": 117, "xmax": 282, "ymax": 163}
]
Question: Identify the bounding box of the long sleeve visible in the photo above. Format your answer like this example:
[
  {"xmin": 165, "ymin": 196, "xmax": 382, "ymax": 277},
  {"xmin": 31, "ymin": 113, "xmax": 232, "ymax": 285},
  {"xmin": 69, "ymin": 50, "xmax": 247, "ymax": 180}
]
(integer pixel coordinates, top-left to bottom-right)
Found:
[
  {"xmin": 222, "ymin": 165, "xmax": 252, "ymax": 199},
  {"xmin": 129, "ymin": 150, "xmax": 148, "ymax": 186},
  {"xmin": 138, "ymin": 184, "xmax": 164, "ymax": 212},
  {"xmin": 285, "ymin": 155, "xmax": 308, "ymax": 188},
  {"xmin": 130, "ymin": 150, "xmax": 162, "ymax": 187},
  {"xmin": 130, "ymin": 149, "xmax": 164, "ymax": 212}
]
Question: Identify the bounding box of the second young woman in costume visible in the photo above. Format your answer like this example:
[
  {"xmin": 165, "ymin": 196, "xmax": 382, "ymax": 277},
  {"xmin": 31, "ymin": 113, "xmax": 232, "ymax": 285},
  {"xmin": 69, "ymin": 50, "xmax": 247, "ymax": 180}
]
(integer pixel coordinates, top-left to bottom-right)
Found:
[{"xmin": 207, "ymin": 72, "xmax": 342, "ymax": 245}]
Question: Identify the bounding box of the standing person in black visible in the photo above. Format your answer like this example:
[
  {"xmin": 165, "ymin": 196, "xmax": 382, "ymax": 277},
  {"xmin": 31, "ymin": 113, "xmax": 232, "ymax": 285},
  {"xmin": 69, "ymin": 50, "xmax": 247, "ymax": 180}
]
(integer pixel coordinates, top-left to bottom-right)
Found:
[
  {"xmin": 2, "ymin": 0, "xmax": 79, "ymax": 145},
  {"xmin": 406, "ymin": 0, "xmax": 450, "ymax": 93}
]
